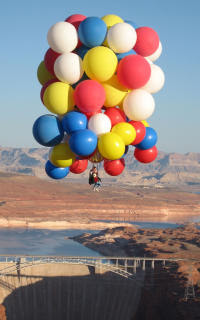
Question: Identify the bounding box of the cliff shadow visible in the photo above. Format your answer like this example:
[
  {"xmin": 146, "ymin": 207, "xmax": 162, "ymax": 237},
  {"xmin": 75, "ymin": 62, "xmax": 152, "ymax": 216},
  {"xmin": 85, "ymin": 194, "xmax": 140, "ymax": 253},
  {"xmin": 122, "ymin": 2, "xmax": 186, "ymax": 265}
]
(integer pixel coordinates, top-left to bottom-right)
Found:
[{"xmin": 2, "ymin": 272, "xmax": 142, "ymax": 320}]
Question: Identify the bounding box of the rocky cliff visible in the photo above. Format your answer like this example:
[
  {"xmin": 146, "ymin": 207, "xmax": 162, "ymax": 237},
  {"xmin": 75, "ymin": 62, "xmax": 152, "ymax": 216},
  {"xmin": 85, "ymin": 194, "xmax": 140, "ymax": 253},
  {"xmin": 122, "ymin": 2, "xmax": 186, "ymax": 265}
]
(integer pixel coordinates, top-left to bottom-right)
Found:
[{"xmin": 0, "ymin": 147, "xmax": 200, "ymax": 187}]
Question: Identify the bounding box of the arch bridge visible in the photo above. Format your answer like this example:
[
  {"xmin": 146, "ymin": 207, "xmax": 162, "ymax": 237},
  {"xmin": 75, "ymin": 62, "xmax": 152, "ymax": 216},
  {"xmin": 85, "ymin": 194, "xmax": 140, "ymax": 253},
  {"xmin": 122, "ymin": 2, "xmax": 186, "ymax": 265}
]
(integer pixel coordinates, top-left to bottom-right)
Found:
[{"xmin": 0, "ymin": 255, "xmax": 194, "ymax": 280}]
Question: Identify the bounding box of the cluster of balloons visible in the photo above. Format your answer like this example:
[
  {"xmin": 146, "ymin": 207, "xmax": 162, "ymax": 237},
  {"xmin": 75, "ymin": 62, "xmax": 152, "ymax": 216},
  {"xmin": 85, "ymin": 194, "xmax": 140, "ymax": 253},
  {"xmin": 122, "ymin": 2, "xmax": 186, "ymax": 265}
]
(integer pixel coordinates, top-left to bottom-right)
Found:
[{"xmin": 34, "ymin": 13, "xmax": 164, "ymax": 180}]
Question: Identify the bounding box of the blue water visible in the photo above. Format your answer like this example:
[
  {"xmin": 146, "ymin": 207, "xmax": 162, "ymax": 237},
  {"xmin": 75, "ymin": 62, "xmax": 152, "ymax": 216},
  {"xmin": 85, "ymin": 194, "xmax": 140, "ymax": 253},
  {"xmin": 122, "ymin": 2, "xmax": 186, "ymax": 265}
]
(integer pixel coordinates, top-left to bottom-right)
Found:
[
  {"xmin": 0, "ymin": 229, "xmax": 100, "ymax": 256},
  {"xmin": 0, "ymin": 219, "xmax": 199, "ymax": 256}
]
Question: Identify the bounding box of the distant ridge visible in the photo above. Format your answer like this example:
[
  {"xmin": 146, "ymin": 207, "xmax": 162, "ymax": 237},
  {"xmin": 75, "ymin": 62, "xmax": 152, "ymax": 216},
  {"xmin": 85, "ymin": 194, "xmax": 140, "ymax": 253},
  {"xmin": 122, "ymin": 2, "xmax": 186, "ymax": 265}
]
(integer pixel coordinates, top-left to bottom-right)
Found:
[{"xmin": 0, "ymin": 147, "xmax": 200, "ymax": 187}]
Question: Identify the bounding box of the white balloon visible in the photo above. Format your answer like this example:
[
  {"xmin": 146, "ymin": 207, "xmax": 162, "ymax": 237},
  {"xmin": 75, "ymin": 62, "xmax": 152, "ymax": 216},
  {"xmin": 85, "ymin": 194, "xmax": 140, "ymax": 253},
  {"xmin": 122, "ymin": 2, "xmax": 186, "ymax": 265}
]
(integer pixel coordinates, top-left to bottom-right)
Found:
[
  {"xmin": 54, "ymin": 53, "xmax": 84, "ymax": 84},
  {"xmin": 123, "ymin": 89, "xmax": 155, "ymax": 121},
  {"xmin": 107, "ymin": 23, "xmax": 137, "ymax": 53},
  {"xmin": 47, "ymin": 22, "xmax": 78, "ymax": 53},
  {"xmin": 141, "ymin": 64, "xmax": 165, "ymax": 94},
  {"xmin": 147, "ymin": 42, "xmax": 162, "ymax": 62},
  {"xmin": 88, "ymin": 113, "xmax": 111, "ymax": 136}
]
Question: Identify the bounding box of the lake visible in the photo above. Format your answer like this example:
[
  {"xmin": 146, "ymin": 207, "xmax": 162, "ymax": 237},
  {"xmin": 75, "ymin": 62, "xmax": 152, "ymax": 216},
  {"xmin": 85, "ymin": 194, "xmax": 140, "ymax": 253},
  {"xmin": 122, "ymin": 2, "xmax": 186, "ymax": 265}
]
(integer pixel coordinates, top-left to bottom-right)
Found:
[{"xmin": 0, "ymin": 219, "xmax": 199, "ymax": 256}]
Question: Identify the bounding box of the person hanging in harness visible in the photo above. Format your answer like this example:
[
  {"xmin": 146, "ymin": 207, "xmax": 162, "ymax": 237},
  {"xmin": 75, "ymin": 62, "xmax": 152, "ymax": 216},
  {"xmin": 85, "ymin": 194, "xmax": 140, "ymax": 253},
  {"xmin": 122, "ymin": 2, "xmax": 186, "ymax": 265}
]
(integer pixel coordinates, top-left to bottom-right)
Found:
[{"xmin": 89, "ymin": 165, "xmax": 102, "ymax": 191}]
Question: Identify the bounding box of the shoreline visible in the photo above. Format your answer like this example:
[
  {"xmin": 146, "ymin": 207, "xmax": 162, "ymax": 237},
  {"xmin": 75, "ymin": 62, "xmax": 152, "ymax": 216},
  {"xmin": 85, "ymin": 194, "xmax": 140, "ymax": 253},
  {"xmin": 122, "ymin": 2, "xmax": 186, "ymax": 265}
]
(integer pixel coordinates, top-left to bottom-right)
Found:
[
  {"xmin": 0, "ymin": 215, "xmax": 199, "ymax": 230},
  {"xmin": 0, "ymin": 218, "xmax": 132, "ymax": 230}
]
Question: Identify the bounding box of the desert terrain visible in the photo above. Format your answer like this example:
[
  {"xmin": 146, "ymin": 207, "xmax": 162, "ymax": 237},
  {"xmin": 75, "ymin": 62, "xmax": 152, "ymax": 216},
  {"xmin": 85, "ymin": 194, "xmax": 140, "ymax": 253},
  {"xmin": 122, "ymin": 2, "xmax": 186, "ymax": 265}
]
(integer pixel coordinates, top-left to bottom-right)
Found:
[{"xmin": 0, "ymin": 172, "xmax": 199, "ymax": 229}]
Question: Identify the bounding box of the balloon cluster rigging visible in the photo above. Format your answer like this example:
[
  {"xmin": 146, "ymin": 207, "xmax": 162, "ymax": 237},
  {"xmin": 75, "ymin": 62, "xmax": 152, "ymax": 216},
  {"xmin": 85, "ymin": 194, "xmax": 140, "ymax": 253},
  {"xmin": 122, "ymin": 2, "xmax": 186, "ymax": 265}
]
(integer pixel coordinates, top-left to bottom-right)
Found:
[{"xmin": 34, "ymin": 13, "xmax": 165, "ymax": 180}]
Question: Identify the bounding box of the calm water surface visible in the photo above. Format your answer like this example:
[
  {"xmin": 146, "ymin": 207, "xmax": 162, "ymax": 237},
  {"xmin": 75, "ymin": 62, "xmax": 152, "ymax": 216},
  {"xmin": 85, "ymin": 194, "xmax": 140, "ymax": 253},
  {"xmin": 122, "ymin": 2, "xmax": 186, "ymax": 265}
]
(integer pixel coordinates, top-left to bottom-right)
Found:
[
  {"xmin": 0, "ymin": 229, "xmax": 100, "ymax": 256},
  {"xmin": 0, "ymin": 218, "xmax": 199, "ymax": 256}
]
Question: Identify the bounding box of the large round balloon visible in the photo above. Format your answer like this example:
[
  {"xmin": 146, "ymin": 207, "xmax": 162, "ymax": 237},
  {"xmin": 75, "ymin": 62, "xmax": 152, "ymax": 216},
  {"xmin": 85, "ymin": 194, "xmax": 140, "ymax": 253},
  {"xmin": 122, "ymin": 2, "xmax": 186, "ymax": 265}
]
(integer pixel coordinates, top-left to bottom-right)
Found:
[
  {"xmin": 47, "ymin": 21, "xmax": 78, "ymax": 53},
  {"xmin": 141, "ymin": 64, "xmax": 165, "ymax": 94},
  {"xmin": 44, "ymin": 48, "xmax": 60, "ymax": 76},
  {"xmin": 65, "ymin": 14, "xmax": 87, "ymax": 48},
  {"xmin": 107, "ymin": 23, "xmax": 137, "ymax": 53},
  {"xmin": 70, "ymin": 159, "xmax": 88, "ymax": 174},
  {"xmin": 102, "ymin": 75, "xmax": 128, "ymax": 108},
  {"xmin": 134, "ymin": 146, "xmax": 158, "ymax": 163},
  {"xmin": 62, "ymin": 111, "xmax": 87, "ymax": 134},
  {"xmin": 78, "ymin": 17, "xmax": 107, "ymax": 47},
  {"xmin": 98, "ymin": 132, "xmax": 125, "ymax": 160},
  {"xmin": 129, "ymin": 121, "xmax": 146, "ymax": 145},
  {"xmin": 74, "ymin": 80, "xmax": 105, "ymax": 113},
  {"xmin": 37, "ymin": 61, "xmax": 55, "ymax": 85},
  {"xmin": 33, "ymin": 115, "xmax": 64, "ymax": 147},
  {"xmin": 104, "ymin": 107, "xmax": 126, "ymax": 127},
  {"xmin": 123, "ymin": 89, "xmax": 155, "ymax": 121},
  {"xmin": 101, "ymin": 14, "xmax": 123, "ymax": 28},
  {"xmin": 69, "ymin": 129, "xmax": 97, "ymax": 156},
  {"xmin": 117, "ymin": 54, "xmax": 151, "ymax": 89},
  {"xmin": 88, "ymin": 113, "xmax": 111, "ymax": 136},
  {"xmin": 43, "ymin": 82, "xmax": 75, "ymax": 115},
  {"xmin": 45, "ymin": 160, "xmax": 69, "ymax": 179},
  {"xmin": 54, "ymin": 53, "xmax": 84, "ymax": 84},
  {"xmin": 136, "ymin": 127, "xmax": 157, "ymax": 150},
  {"xmin": 112, "ymin": 122, "xmax": 136, "ymax": 145},
  {"xmin": 50, "ymin": 143, "xmax": 76, "ymax": 167},
  {"xmin": 146, "ymin": 41, "xmax": 162, "ymax": 62},
  {"xmin": 104, "ymin": 159, "xmax": 125, "ymax": 176},
  {"xmin": 134, "ymin": 27, "xmax": 159, "ymax": 57},
  {"xmin": 40, "ymin": 79, "xmax": 58, "ymax": 103},
  {"xmin": 83, "ymin": 46, "xmax": 118, "ymax": 82}
]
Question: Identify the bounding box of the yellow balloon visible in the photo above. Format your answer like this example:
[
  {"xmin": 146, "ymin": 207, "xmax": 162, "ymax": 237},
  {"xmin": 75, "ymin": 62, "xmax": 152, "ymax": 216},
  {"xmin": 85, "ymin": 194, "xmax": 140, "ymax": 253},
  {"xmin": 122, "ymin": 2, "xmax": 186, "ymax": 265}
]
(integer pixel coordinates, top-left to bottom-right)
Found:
[
  {"xmin": 83, "ymin": 46, "xmax": 118, "ymax": 82},
  {"xmin": 50, "ymin": 143, "xmax": 76, "ymax": 167},
  {"xmin": 37, "ymin": 61, "xmax": 54, "ymax": 85},
  {"xmin": 112, "ymin": 122, "xmax": 136, "ymax": 145},
  {"xmin": 43, "ymin": 82, "xmax": 75, "ymax": 115},
  {"xmin": 102, "ymin": 14, "xmax": 124, "ymax": 28},
  {"xmin": 141, "ymin": 120, "xmax": 150, "ymax": 127},
  {"xmin": 98, "ymin": 132, "xmax": 125, "ymax": 160},
  {"xmin": 102, "ymin": 75, "xmax": 128, "ymax": 108},
  {"xmin": 102, "ymin": 15, "xmax": 124, "ymax": 47}
]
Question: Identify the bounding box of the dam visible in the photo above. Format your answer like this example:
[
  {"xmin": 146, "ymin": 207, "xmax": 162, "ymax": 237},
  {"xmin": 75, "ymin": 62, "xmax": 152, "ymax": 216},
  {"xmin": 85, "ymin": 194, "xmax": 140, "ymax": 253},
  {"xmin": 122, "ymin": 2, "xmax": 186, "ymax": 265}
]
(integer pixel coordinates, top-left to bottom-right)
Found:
[{"xmin": 0, "ymin": 255, "xmax": 192, "ymax": 320}]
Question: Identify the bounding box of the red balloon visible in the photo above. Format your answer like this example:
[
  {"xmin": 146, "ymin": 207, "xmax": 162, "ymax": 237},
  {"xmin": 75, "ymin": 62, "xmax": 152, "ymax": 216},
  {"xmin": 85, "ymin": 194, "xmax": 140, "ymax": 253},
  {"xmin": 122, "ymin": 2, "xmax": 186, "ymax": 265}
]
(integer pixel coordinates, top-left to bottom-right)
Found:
[
  {"xmin": 44, "ymin": 48, "xmax": 60, "ymax": 76},
  {"xmin": 74, "ymin": 80, "xmax": 106, "ymax": 113},
  {"xmin": 65, "ymin": 14, "xmax": 87, "ymax": 48},
  {"xmin": 134, "ymin": 27, "xmax": 159, "ymax": 57},
  {"xmin": 104, "ymin": 107, "xmax": 126, "ymax": 127},
  {"xmin": 70, "ymin": 159, "xmax": 88, "ymax": 174},
  {"xmin": 82, "ymin": 110, "xmax": 102, "ymax": 120},
  {"xmin": 117, "ymin": 55, "xmax": 151, "ymax": 89},
  {"xmin": 104, "ymin": 159, "xmax": 125, "ymax": 176},
  {"xmin": 134, "ymin": 146, "xmax": 158, "ymax": 163},
  {"xmin": 129, "ymin": 121, "xmax": 146, "ymax": 145},
  {"xmin": 40, "ymin": 79, "xmax": 59, "ymax": 103}
]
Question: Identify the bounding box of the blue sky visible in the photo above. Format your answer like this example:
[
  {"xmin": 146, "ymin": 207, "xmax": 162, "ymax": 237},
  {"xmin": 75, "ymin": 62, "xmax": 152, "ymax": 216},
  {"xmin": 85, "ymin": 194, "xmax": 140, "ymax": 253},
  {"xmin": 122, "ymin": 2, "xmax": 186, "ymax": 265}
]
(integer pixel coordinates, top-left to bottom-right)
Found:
[{"xmin": 0, "ymin": 0, "xmax": 200, "ymax": 153}]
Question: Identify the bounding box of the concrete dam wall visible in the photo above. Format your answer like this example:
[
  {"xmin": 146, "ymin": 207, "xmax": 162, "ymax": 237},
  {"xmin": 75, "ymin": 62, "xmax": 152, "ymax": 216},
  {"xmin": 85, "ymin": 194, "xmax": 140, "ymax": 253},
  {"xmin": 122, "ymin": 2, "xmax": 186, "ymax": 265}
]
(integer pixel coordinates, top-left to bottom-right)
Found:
[{"xmin": 0, "ymin": 263, "xmax": 142, "ymax": 320}]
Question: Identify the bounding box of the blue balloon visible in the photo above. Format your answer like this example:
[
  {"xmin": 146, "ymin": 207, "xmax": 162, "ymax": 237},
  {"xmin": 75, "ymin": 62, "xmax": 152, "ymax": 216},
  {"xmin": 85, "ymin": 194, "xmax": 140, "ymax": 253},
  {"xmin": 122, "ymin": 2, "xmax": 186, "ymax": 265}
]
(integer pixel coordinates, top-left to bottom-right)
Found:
[
  {"xmin": 76, "ymin": 45, "xmax": 90, "ymax": 59},
  {"xmin": 32, "ymin": 115, "xmax": 64, "ymax": 147},
  {"xmin": 45, "ymin": 160, "xmax": 69, "ymax": 179},
  {"xmin": 117, "ymin": 49, "xmax": 136, "ymax": 62},
  {"xmin": 62, "ymin": 111, "xmax": 88, "ymax": 134},
  {"xmin": 135, "ymin": 127, "xmax": 157, "ymax": 150},
  {"xmin": 72, "ymin": 73, "xmax": 89, "ymax": 89},
  {"xmin": 125, "ymin": 20, "xmax": 138, "ymax": 29},
  {"xmin": 69, "ymin": 129, "xmax": 97, "ymax": 156},
  {"xmin": 78, "ymin": 17, "xmax": 107, "ymax": 48}
]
